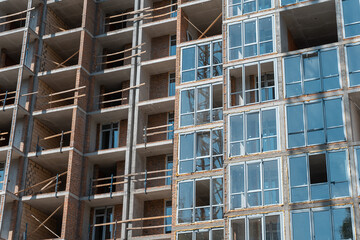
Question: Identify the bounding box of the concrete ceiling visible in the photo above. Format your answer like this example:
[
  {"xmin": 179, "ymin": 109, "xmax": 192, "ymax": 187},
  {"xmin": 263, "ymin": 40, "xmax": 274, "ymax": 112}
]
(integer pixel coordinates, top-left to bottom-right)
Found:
[
  {"xmin": 29, "ymin": 149, "xmax": 70, "ymax": 173},
  {"xmin": 281, "ymin": 1, "xmax": 338, "ymax": 50},
  {"xmin": 47, "ymin": 0, "xmax": 83, "ymax": 28},
  {"xmin": 33, "ymin": 107, "xmax": 73, "ymax": 133},
  {"xmin": 0, "ymin": 0, "xmax": 28, "ymax": 13},
  {"xmin": 99, "ymin": 0, "xmax": 134, "ymax": 15},
  {"xmin": 38, "ymin": 66, "xmax": 77, "ymax": 92}
]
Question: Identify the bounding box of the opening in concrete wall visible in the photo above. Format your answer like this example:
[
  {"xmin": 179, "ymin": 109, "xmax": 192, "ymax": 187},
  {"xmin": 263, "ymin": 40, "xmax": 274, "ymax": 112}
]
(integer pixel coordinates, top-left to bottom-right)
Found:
[
  {"xmin": 280, "ymin": 1, "xmax": 338, "ymax": 52},
  {"xmin": 45, "ymin": 0, "xmax": 83, "ymax": 35}
]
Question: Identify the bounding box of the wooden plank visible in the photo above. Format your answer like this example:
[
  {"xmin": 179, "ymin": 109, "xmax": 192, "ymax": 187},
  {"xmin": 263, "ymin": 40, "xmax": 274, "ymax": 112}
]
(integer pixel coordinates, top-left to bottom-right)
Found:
[
  {"xmin": 146, "ymin": 124, "xmax": 172, "ymax": 131},
  {"xmin": 92, "ymin": 215, "xmax": 171, "ymax": 227},
  {"xmin": 43, "ymin": 131, "xmax": 71, "ymax": 141},
  {"xmin": 15, "ymin": 172, "xmax": 67, "ymax": 194},
  {"xmin": 198, "ymin": 12, "xmax": 222, "ymax": 39},
  {"xmin": 106, "ymin": 7, "xmax": 150, "ymax": 19},
  {"xmin": 183, "ymin": 15, "xmax": 204, "ymax": 36},
  {"xmin": 145, "ymin": 3, "xmax": 177, "ymax": 12},
  {"xmin": 0, "ymin": 132, "xmax": 9, "ymax": 136},
  {"xmin": 97, "ymin": 43, "xmax": 145, "ymax": 58},
  {"xmin": 0, "ymin": 18, "xmax": 26, "ymax": 26},
  {"xmin": 46, "ymin": 86, "xmax": 86, "ymax": 97},
  {"xmin": 0, "ymin": 91, "xmax": 16, "ymax": 96},
  {"xmin": 101, "ymin": 51, "xmax": 145, "ymax": 65},
  {"xmin": 29, "ymin": 204, "xmax": 63, "ymax": 236},
  {"xmin": 145, "ymin": 129, "xmax": 172, "ymax": 137},
  {"xmin": 100, "ymin": 97, "xmax": 127, "ymax": 105},
  {"xmin": 55, "ymin": 50, "xmax": 79, "ymax": 69},
  {"xmin": 31, "ymin": 215, "xmax": 60, "ymax": 238},
  {"xmin": 127, "ymin": 224, "xmax": 171, "ymax": 230},
  {"xmin": 0, "ymin": 7, "xmax": 35, "ymax": 20},
  {"xmin": 47, "ymin": 94, "xmax": 86, "ymax": 104},
  {"xmin": 145, "ymin": 11, "xmax": 176, "ymax": 20},
  {"xmin": 96, "ymin": 83, "xmax": 145, "ymax": 97}
]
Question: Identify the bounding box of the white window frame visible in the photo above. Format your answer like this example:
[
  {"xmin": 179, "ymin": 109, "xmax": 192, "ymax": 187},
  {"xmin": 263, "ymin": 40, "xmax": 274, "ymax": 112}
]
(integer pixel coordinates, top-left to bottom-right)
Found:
[
  {"xmin": 353, "ymin": 147, "xmax": 360, "ymax": 195},
  {"xmin": 345, "ymin": 43, "xmax": 360, "ymax": 87},
  {"xmin": 227, "ymin": 15, "xmax": 275, "ymax": 61},
  {"xmin": 229, "ymin": 158, "xmax": 281, "ymax": 210},
  {"xmin": 179, "ymin": 83, "xmax": 223, "ymax": 127},
  {"xmin": 228, "ymin": 107, "xmax": 279, "ymax": 157},
  {"xmin": 288, "ymin": 150, "xmax": 351, "ymax": 203},
  {"xmin": 168, "ymin": 72, "xmax": 176, "ymax": 96},
  {"xmin": 282, "ymin": 47, "xmax": 341, "ymax": 98},
  {"xmin": 177, "ymin": 177, "xmax": 223, "ymax": 224},
  {"xmin": 176, "ymin": 228, "xmax": 224, "ymax": 239},
  {"xmin": 99, "ymin": 122, "xmax": 120, "ymax": 150},
  {"xmin": 290, "ymin": 205, "xmax": 355, "ymax": 240},
  {"xmin": 340, "ymin": 0, "xmax": 360, "ymax": 38},
  {"xmin": 167, "ymin": 112, "xmax": 174, "ymax": 140},
  {"xmin": 92, "ymin": 206, "xmax": 114, "ymax": 240},
  {"xmin": 285, "ymin": 97, "xmax": 346, "ymax": 149},
  {"xmin": 227, "ymin": 0, "xmax": 273, "ymax": 18},
  {"xmin": 178, "ymin": 128, "xmax": 223, "ymax": 174},
  {"xmin": 169, "ymin": 35, "xmax": 177, "ymax": 56},
  {"xmin": 180, "ymin": 40, "xmax": 223, "ymax": 83},
  {"xmin": 229, "ymin": 212, "xmax": 283, "ymax": 240},
  {"xmin": 164, "ymin": 199, "xmax": 172, "ymax": 233},
  {"xmin": 227, "ymin": 59, "xmax": 277, "ymax": 108}
]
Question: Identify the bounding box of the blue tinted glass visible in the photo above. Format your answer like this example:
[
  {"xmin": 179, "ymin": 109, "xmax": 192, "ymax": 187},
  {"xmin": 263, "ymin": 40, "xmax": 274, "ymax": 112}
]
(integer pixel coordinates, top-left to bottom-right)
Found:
[
  {"xmin": 180, "ymin": 134, "xmax": 194, "ymax": 160},
  {"xmin": 182, "ymin": 70, "xmax": 195, "ymax": 83},
  {"xmin": 229, "ymin": 24, "xmax": 242, "ymax": 48},
  {"xmin": 259, "ymin": 17, "xmax": 273, "ymax": 42},
  {"xmin": 231, "ymin": 165, "xmax": 244, "ymax": 194},
  {"xmin": 259, "ymin": 0, "xmax": 272, "ymax": 10},
  {"xmin": 230, "ymin": 115, "xmax": 244, "ymax": 142},
  {"xmin": 284, "ymin": 56, "xmax": 301, "ymax": 83},
  {"xmin": 311, "ymin": 184, "xmax": 329, "ymax": 200},
  {"xmin": 287, "ymin": 105, "xmax": 304, "ymax": 133},
  {"xmin": 345, "ymin": 24, "xmax": 360, "ymax": 38},
  {"xmin": 347, "ymin": 45, "xmax": 360, "ymax": 73},
  {"xmin": 342, "ymin": 0, "xmax": 360, "ymax": 25},
  {"xmin": 306, "ymin": 102, "xmax": 324, "ymax": 130},
  {"xmin": 182, "ymin": 47, "xmax": 195, "ymax": 70},
  {"xmin": 304, "ymin": 79, "xmax": 321, "ymax": 94},
  {"xmin": 213, "ymin": 178, "xmax": 223, "ymax": 205},
  {"xmin": 321, "ymin": 49, "xmax": 339, "ymax": 77},
  {"xmin": 179, "ymin": 182, "xmax": 193, "ymax": 208},
  {"xmin": 328, "ymin": 151, "xmax": 347, "ymax": 182},
  {"xmin": 262, "ymin": 109, "xmax": 276, "ymax": 137},
  {"xmin": 243, "ymin": 0, "xmax": 256, "ymax": 13},
  {"xmin": 292, "ymin": 212, "xmax": 311, "ymax": 240},
  {"xmin": 303, "ymin": 54, "xmax": 320, "ymax": 80},
  {"xmin": 324, "ymin": 76, "xmax": 340, "ymax": 91},
  {"xmin": 291, "ymin": 187, "xmax": 308, "ymax": 202},
  {"xmin": 333, "ymin": 208, "xmax": 353, "ymax": 240},
  {"xmin": 313, "ymin": 210, "xmax": 332, "ymax": 240},
  {"xmin": 282, "ymin": 0, "xmax": 296, "ymax": 6},
  {"xmin": 244, "ymin": 45, "xmax": 257, "ymax": 57},
  {"xmin": 324, "ymin": 98, "xmax": 343, "ymax": 127},
  {"xmin": 286, "ymin": 83, "xmax": 302, "ymax": 97},
  {"xmin": 350, "ymin": 72, "xmax": 360, "ymax": 86},
  {"xmin": 196, "ymin": 132, "xmax": 210, "ymax": 157},
  {"xmin": 245, "ymin": 21, "xmax": 256, "ymax": 44},
  {"xmin": 247, "ymin": 112, "xmax": 259, "ymax": 139},
  {"xmin": 181, "ymin": 90, "xmax": 194, "ymax": 114},
  {"xmin": 179, "ymin": 160, "xmax": 193, "ymax": 174},
  {"xmin": 289, "ymin": 156, "xmax": 308, "ymax": 186},
  {"xmin": 260, "ymin": 42, "xmax": 273, "ymax": 55}
]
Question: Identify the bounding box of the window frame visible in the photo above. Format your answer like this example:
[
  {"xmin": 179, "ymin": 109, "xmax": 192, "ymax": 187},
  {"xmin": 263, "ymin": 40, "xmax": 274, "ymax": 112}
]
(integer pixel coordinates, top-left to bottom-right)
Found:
[
  {"xmin": 92, "ymin": 206, "xmax": 114, "ymax": 240},
  {"xmin": 227, "ymin": 59, "xmax": 277, "ymax": 108},
  {"xmin": 178, "ymin": 128, "xmax": 223, "ymax": 174},
  {"xmin": 340, "ymin": 0, "xmax": 360, "ymax": 38},
  {"xmin": 177, "ymin": 177, "xmax": 223, "ymax": 224},
  {"xmin": 228, "ymin": 107, "xmax": 279, "ymax": 157},
  {"xmin": 170, "ymin": 35, "xmax": 177, "ymax": 56},
  {"xmin": 227, "ymin": 0, "xmax": 273, "ymax": 18},
  {"xmin": 229, "ymin": 212, "xmax": 283, "ymax": 240},
  {"xmin": 229, "ymin": 158, "xmax": 282, "ymax": 210},
  {"xmin": 168, "ymin": 72, "xmax": 176, "ymax": 96},
  {"xmin": 227, "ymin": 15, "xmax": 275, "ymax": 61},
  {"xmin": 167, "ymin": 112, "xmax": 174, "ymax": 140},
  {"xmin": 285, "ymin": 97, "xmax": 346, "ymax": 149},
  {"xmin": 353, "ymin": 147, "xmax": 360, "ymax": 194},
  {"xmin": 99, "ymin": 122, "xmax": 120, "ymax": 150},
  {"xmin": 164, "ymin": 199, "xmax": 172, "ymax": 233},
  {"xmin": 176, "ymin": 228, "xmax": 224, "ymax": 239},
  {"xmin": 282, "ymin": 47, "xmax": 341, "ymax": 98},
  {"xmin": 179, "ymin": 83, "xmax": 223, "ymax": 127},
  {"xmin": 290, "ymin": 205, "xmax": 355, "ymax": 240},
  {"xmin": 345, "ymin": 43, "xmax": 360, "ymax": 87},
  {"xmin": 288, "ymin": 150, "xmax": 351, "ymax": 203},
  {"xmin": 180, "ymin": 40, "xmax": 223, "ymax": 83}
]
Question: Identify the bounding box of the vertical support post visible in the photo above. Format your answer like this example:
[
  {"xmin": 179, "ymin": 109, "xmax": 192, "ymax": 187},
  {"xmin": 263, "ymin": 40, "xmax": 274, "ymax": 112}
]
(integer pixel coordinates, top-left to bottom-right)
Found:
[
  {"xmin": 143, "ymin": 126, "xmax": 147, "ymax": 148},
  {"xmin": 59, "ymin": 130, "xmax": 64, "ymax": 153},
  {"xmin": 144, "ymin": 169, "xmax": 147, "ymax": 194},
  {"xmin": 55, "ymin": 173, "xmax": 59, "ymax": 198},
  {"xmin": 172, "ymin": 123, "xmax": 174, "ymax": 144},
  {"xmin": 35, "ymin": 135, "xmax": 39, "ymax": 157},
  {"xmin": 113, "ymin": 219, "xmax": 117, "ymax": 240},
  {"xmin": 24, "ymin": 223, "xmax": 28, "ymax": 240},
  {"xmin": 88, "ymin": 178, "xmax": 92, "ymax": 201},
  {"xmin": 110, "ymin": 174, "xmax": 114, "ymax": 198},
  {"xmin": 2, "ymin": 90, "xmax": 7, "ymax": 111}
]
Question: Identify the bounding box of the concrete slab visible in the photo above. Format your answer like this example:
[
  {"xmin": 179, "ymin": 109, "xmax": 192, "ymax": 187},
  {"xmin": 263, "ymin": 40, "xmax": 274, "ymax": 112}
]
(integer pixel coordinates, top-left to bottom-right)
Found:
[
  {"xmin": 96, "ymin": 27, "xmax": 134, "ymax": 49},
  {"xmin": 92, "ymin": 65, "xmax": 131, "ymax": 85},
  {"xmin": 142, "ymin": 18, "xmax": 177, "ymax": 39},
  {"xmin": 28, "ymin": 147, "xmax": 72, "ymax": 173},
  {"xmin": 33, "ymin": 106, "xmax": 74, "ymax": 133},
  {"xmin": 138, "ymin": 96, "xmax": 175, "ymax": 115},
  {"xmin": 89, "ymin": 104, "xmax": 129, "ymax": 122},
  {"xmin": 85, "ymin": 147, "xmax": 127, "ymax": 167},
  {"xmin": 81, "ymin": 191, "xmax": 124, "ymax": 207},
  {"xmin": 141, "ymin": 56, "xmax": 176, "ymax": 75}
]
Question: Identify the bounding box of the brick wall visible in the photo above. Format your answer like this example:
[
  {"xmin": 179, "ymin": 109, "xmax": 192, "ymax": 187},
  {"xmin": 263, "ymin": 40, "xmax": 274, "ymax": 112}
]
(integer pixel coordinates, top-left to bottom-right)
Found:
[
  {"xmin": 24, "ymin": 160, "xmax": 65, "ymax": 195},
  {"xmin": 35, "ymin": 80, "xmax": 66, "ymax": 111},
  {"xmin": 119, "ymin": 119, "xmax": 128, "ymax": 147},
  {"xmin": 20, "ymin": 203, "xmax": 61, "ymax": 240},
  {"xmin": 40, "ymin": 43, "xmax": 65, "ymax": 71},
  {"xmin": 143, "ymin": 199, "xmax": 165, "ymax": 236},
  {"xmin": 146, "ymin": 155, "xmax": 166, "ymax": 187},
  {"xmin": 147, "ymin": 113, "xmax": 168, "ymax": 142},
  {"xmin": 151, "ymin": 35, "xmax": 170, "ymax": 59},
  {"xmin": 31, "ymin": 119, "xmax": 60, "ymax": 151},
  {"xmin": 150, "ymin": 73, "xmax": 169, "ymax": 99},
  {"xmin": 152, "ymin": 0, "xmax": 172, "ymax": 22},
  {"xmin": 116, "ymin": 161, "xmax": 125, "ymax": 192},
  {"xmin": 45, "ymin": 7, "xmax": 69, "ymax": 35}
]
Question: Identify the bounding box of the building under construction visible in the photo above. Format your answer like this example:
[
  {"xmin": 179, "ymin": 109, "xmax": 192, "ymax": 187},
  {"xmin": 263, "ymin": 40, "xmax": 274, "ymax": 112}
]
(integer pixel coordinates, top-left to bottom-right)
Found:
[{"xmin": 0, "ymin": 0, "xmax": 359, "ymax": 239}]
